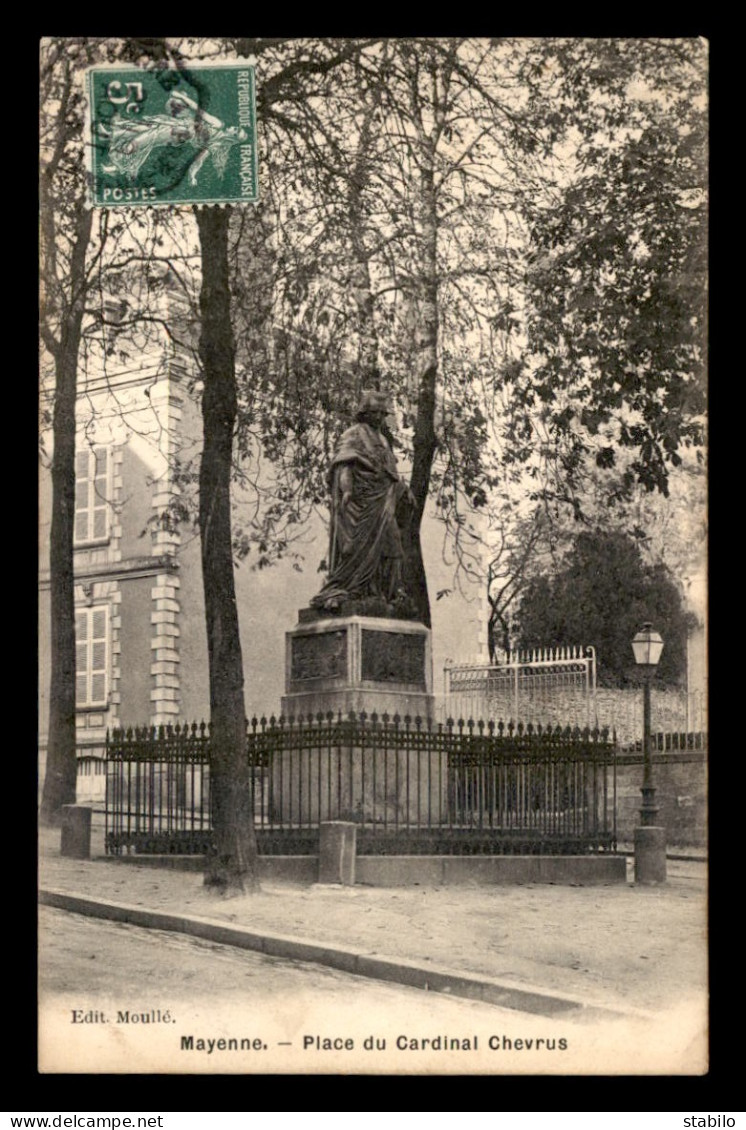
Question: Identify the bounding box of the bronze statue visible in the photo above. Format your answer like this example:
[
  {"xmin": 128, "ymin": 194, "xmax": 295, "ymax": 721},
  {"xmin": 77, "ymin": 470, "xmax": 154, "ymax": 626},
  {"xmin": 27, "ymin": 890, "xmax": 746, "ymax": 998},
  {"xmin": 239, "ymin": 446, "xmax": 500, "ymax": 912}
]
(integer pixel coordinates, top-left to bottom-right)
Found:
[{"xmin": 311, "ymin": 390, "xmax": 417, "ymax": 617}]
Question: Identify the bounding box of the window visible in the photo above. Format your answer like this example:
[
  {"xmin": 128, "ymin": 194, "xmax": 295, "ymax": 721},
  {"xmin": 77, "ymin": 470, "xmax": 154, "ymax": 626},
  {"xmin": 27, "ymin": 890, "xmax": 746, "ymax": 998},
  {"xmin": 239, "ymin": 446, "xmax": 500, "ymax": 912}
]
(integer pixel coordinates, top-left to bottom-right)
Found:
[
  {"xmin": 74, "ymin": 446, "xmax": 110, "ymax": 545},
  {"xmin": 76, "ymin": 606, "xmax": 109, "ymax": 708}
]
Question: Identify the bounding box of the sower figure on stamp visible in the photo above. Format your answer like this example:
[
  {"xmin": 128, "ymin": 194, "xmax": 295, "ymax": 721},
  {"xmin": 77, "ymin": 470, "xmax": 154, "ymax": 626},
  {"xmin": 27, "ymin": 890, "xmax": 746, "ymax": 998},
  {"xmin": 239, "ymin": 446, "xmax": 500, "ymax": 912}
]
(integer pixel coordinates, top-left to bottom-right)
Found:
[{"xmin": 311, "ymin": 389, "xmax": 418, "ymax": 618}]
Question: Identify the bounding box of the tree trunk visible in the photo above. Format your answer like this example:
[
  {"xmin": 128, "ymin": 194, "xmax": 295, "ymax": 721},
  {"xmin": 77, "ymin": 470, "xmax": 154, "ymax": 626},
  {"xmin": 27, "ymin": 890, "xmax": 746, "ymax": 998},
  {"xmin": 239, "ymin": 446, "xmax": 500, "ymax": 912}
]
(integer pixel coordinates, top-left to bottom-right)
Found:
[
  {"xmin": 350, "ymin": 250, "xmax": 379, "ymax": 388},
  {"xmin": 40, "ymin": 207, "xmax": 93, "ymax": 825},
  {"xmin": 406, "ymin": 150, "xmax": 439, "ymax": 629},
  {"xmin": 348, "ymin": 104, "xmax": 380, "ymax": 389},
  {"xmin": 196, "ymin": 207, "xmax": 259, "ymax": 894}
]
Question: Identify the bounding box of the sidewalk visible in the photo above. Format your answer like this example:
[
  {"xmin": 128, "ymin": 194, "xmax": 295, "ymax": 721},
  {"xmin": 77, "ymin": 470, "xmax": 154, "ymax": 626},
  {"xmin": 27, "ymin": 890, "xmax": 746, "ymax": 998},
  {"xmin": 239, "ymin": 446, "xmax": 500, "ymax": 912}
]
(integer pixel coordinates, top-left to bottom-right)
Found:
[{"xmin": 38, "ymin": 821, "xmax": 708, "ymax": 1020}]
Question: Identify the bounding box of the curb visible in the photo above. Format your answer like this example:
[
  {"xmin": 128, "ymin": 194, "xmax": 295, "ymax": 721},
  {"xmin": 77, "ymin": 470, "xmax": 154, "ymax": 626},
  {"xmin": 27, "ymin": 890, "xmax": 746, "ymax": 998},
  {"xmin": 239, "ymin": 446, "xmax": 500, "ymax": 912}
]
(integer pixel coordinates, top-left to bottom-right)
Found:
[{"xmin": 39, "ymin": 887, "xmax": 652, "ymax": 1023}]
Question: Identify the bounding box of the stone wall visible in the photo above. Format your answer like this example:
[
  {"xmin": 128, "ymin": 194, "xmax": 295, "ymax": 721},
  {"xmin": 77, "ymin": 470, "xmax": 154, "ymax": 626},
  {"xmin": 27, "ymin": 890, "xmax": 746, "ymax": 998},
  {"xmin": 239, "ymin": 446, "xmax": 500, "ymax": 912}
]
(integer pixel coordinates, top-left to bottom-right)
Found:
[
  {"xmin": 442, "ymin": 683, "xmax": 707, "ymax": 747},
  {"xmin": 614, "ymin": 750, "xmax": 707, "ymax": 847}
]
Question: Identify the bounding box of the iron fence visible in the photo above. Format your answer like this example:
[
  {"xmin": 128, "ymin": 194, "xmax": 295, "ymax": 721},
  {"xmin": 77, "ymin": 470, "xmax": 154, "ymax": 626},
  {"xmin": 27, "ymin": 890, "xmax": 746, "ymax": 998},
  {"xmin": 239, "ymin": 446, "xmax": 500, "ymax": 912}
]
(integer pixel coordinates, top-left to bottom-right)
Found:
[
  {"xmin": 617, "ymin": 729, "xmax": 708, "ymax": 755},
  {"xmin": 105, "ymin": 714, "xmax": 617, "ymax": 857}
]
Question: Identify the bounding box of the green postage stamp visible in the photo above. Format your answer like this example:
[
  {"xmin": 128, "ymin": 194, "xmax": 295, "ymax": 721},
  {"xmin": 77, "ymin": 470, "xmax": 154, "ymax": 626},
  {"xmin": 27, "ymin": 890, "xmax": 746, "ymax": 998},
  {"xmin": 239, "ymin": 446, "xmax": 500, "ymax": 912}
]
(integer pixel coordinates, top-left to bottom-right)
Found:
[{"xmin": 86, "ymin": 62, "xmax": 258, "ymax": 207}]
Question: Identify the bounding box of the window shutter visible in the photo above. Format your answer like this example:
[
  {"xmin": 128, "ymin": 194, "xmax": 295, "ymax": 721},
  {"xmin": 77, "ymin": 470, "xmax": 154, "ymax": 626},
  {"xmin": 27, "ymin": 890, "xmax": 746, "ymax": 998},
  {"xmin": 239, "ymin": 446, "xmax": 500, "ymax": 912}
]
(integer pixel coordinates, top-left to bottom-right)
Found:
[
  {"xmin": 92, "ymin": 450, "xmax": 109, "ymax": 539},
  {"xmin": 74, "ymin": 446, "xmax": 110, "ymax": 545},
  {"xmin": 75, "ymin": 606, "xmax": 109, "ymax": 708}
]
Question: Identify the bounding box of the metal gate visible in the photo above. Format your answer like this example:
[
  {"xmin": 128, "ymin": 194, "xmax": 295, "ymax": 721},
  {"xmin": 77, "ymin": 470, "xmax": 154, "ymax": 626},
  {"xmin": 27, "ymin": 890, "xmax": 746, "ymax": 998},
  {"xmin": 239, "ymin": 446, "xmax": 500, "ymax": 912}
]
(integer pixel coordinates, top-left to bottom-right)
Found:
[{"xmin": 444, "ymin": 646, "xmax": 597, "ymax": 729}]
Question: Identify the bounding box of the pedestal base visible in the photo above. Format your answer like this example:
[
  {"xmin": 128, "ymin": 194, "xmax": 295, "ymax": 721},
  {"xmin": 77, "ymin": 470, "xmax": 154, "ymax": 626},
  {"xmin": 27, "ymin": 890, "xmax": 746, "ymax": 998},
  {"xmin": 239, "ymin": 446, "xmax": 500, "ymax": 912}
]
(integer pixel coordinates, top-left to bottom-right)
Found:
[
  {"xmin": 282, "ymin": 614, "xmax": 435, "ymax": 724},
  {"xmin": 274, "ymin": 614, "xmax": 440, "ymax": 823},
  {"xmin": 269, "ymin": 738, "xmax": 445, "ymax": 826},
  {"xmin": 634, "ymin": 825, "xmax": 667, "ymax": 884}
]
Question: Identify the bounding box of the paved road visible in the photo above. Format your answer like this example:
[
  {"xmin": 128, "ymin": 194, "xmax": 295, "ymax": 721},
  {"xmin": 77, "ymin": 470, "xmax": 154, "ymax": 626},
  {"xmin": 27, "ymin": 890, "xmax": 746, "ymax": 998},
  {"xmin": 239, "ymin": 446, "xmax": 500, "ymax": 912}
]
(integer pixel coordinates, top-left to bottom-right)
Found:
[
  {"xmin": 38, "ymin": 907, "xmax": 706, "ymax": 1075},
  {"xmin": 40, "ymin": 904, "xmax": 537, "ymax": 1015}
]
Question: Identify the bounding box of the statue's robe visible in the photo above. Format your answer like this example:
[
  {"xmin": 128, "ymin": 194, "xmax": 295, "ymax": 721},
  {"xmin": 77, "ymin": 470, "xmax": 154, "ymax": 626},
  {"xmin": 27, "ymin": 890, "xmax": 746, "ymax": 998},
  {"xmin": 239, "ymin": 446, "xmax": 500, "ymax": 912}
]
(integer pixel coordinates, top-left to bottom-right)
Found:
[{"xmin": 311, "ymin": 422, "xmax": 409, "ymax": 609}]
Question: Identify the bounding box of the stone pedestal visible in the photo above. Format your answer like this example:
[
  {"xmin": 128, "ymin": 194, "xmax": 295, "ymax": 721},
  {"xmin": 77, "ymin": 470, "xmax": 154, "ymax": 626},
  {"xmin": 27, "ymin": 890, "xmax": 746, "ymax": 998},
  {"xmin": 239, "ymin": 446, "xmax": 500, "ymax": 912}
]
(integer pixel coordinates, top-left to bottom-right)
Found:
[
  {"xmin": 281, "ymin": 614, "xmax": 435, "ymax": 722},
  {"xmin": 274, "ymin": 614, "xmax": 441, "ymax": 825},
  {"xmin": 634, "ymin": 825, "xmax": 667, "ymax": 884},
  {"xmin": 318, "ymin": 821, "xmax": 357, "ymax": 885},
  {"xmin": 60, "ymin": 805, "xmax": 92, "ymax": 859}
]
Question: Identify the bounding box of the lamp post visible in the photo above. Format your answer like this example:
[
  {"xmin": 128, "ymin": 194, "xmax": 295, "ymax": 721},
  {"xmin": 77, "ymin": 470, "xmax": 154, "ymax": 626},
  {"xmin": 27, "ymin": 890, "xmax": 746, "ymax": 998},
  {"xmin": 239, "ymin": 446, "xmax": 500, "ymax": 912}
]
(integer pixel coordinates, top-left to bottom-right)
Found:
[{"xmin": 631, "ymin": 622, "xmax": 666, "ymax": 883}]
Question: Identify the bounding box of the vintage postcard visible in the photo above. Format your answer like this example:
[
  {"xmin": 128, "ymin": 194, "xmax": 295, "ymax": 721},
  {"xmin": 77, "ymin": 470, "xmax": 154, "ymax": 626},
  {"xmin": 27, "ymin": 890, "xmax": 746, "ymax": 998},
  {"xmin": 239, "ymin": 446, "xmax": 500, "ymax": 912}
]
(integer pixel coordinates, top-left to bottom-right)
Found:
[{"xmin": 39, "ymin": 36, "xmax": 708, "ymax": 1076}]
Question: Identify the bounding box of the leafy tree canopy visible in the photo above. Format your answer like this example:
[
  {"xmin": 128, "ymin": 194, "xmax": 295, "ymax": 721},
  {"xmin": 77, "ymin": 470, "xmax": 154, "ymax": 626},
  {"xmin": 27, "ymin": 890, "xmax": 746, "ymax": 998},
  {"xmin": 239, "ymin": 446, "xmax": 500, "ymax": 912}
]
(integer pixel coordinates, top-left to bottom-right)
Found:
[
  {"xmin": 513, "ymin": 38, "xmax": 707, "ymax": 507},
  {"xmin": 513, "ymin": 528, "xmax": 695, "ymax": 687}
]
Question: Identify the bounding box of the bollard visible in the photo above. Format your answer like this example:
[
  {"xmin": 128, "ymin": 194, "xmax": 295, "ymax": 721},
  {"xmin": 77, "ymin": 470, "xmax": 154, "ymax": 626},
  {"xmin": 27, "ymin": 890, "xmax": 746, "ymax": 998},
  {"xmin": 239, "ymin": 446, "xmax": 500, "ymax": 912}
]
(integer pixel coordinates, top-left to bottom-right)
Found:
[
  {"xmin": 60, "ymin": 805, "xmax": 92, "ymax": 860},
  {"xmin": 318, "ymin": 821, "xmax": 357, "ymax": 886},
  {"xmin": 634, "ymin": 825, "xmax": 667, "ymax": 884}
]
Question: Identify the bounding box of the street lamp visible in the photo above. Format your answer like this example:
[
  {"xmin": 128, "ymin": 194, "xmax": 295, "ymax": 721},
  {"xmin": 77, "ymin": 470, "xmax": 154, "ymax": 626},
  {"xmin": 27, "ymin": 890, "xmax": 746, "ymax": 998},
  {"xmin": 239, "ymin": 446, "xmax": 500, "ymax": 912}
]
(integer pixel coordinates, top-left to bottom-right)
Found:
[{"xmin": 631, "ymin": 622, "xmax": 666, "ymax": 883}]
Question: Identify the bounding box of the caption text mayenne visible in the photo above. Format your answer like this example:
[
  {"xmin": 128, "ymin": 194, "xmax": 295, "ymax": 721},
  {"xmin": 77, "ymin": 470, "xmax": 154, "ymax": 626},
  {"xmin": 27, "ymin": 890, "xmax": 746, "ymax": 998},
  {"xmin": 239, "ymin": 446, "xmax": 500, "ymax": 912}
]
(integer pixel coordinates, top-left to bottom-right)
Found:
[{"xmin": 179, "ymin": 1033, "xmax": 569, "ymax": 1054}]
